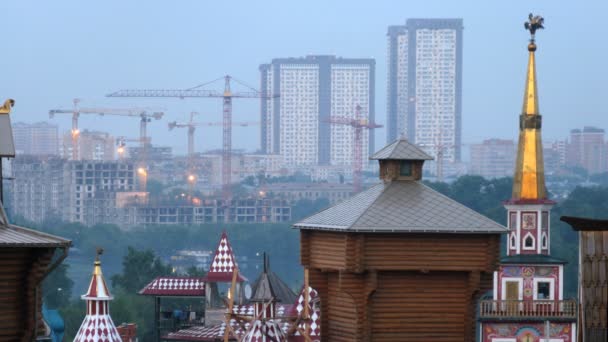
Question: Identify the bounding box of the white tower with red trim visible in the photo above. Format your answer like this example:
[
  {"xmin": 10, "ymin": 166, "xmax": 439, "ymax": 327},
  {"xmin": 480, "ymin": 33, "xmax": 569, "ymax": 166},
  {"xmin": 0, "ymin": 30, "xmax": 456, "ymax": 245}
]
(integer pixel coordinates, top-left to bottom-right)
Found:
[{"xmin": 74, "ymin": 249, "xmax": 122, "ymax": 342}]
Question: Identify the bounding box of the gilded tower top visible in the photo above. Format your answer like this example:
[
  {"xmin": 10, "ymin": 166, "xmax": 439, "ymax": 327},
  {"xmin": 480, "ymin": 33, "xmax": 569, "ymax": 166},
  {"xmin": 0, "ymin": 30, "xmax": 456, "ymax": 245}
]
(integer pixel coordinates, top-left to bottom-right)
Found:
[{"xmin": 511, "ymin": 13, "xmax": 548, "ymax": 201}]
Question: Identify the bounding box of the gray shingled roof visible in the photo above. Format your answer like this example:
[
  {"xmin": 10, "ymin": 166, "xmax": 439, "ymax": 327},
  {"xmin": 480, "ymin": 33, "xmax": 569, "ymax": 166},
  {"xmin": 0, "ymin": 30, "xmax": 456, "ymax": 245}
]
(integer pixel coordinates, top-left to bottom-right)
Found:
[
  {"xmin": 0, "ymin": 200, "xmax": 71, "ymax": 247},
  {"xmin": 294, "ymin": 181, "xmax": 508, "ymax": 234},
  {"xmin": 371, "ymin": 139, "xmax": 433, "ymax": 160}
]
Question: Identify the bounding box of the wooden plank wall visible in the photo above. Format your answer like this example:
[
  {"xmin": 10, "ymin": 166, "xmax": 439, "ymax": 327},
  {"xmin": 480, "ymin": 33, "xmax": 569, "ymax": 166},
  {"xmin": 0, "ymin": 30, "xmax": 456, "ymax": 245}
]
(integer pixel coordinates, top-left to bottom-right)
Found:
[
  {"xmin": 371, "ymin": 271, "xmax": 467, "ymax": 341},
  {"xmin": 0, "ymin": 247, "xmax": 55, "ymax": 342},
  {"xmin": 581, "ymin": 230, "xmax": 608, "ymax": 341},
  {"xmin": 301, "ymin": 230, "xmax": 501, "ymax": 342}
]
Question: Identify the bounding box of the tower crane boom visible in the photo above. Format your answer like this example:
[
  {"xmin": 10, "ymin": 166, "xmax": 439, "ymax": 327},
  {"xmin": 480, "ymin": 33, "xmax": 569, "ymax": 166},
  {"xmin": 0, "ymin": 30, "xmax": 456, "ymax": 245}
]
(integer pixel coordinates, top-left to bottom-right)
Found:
[
  {"xmin": 49, "ymin": 98, "xmax": 162, "ymax": 161},
  {"xmin": 108, "ymin": 75, "xmax": 277, "ymax": 200}
]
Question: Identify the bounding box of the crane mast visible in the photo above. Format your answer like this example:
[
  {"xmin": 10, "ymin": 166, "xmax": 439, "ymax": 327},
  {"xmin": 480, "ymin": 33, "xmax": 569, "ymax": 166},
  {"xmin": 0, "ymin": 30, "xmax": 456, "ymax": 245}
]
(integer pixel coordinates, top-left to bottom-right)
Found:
[
  {"xmin": 326, "ymin": 104, "xmax": 382, "ymax": 192},
  {"xmin": 168, "ymin": 112, "xmax": 258, "ymax": 192},
  {"xmin": 222, "ymin": 76, "xmax": 232, "ymax": 200}
]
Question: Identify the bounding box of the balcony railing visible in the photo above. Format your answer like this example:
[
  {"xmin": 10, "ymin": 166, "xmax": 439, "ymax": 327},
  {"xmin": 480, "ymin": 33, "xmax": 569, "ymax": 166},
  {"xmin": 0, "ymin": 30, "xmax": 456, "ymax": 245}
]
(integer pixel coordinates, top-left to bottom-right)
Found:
[{"xmin": 479, "ymin": 299, "xmax": 577, "ymax": 320}]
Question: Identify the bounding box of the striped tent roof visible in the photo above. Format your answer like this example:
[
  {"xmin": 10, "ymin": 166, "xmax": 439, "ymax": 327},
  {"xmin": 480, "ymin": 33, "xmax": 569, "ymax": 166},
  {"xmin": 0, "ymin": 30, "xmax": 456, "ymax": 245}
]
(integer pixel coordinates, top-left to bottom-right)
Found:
[
  {"xmin": 74, "ymin": 256, "xmax": 122, "ymax": 342},
  {"xmin": 202, "ymin": 231, "xmax": 246, "ymax": 282},
  {"xmin": 82, "ymin": 259, "xmax": 112, "ymax": 301}
]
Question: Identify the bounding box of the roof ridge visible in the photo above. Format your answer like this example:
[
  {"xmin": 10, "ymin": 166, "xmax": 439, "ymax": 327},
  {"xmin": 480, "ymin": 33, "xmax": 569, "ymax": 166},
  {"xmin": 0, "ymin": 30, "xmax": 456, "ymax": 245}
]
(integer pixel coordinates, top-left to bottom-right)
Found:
[
  {"xmin": 294, "ymin": 182, "xmax": 385, "ymax": 225},
  {"xmin": 349, "ymin": 182, "xmax": 392, "ymax": 229},
  {"xmin": 417, "ymin": 182, "xmax": 507, "ymax": 229}
]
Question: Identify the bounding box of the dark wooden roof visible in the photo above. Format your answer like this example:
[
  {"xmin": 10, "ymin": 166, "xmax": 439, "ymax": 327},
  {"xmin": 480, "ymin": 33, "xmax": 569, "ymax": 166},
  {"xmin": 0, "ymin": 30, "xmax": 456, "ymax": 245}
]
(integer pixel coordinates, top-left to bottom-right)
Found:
[
  {"xmin": 560, "ymin": 215, "xmax": 608, "ymax": 231},
  {"xmin": 249, "ymin": 268, "xmax": 296, "ymax": 304},
  {"xmin": 294, "ymin": 180, "xmax": 508, "ymax": 234}
]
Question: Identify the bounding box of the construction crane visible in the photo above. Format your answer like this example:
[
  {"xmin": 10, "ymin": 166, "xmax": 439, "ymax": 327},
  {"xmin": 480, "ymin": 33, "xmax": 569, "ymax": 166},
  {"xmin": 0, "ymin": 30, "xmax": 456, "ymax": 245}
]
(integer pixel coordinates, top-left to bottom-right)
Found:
[
  {"xmin": 326, "ymin": 104, "xmax": 382, "ymax": 192},
  {"xmin": 107, "ymin": 75, "xmax": 278, "ymax": 200},
  {"xmin": 49, "ymin": 98, "xmax": 162, "ymax": 161},
  {"xmin": 168, "ymin": 113, "xmax": 258, "ymax": 189}
]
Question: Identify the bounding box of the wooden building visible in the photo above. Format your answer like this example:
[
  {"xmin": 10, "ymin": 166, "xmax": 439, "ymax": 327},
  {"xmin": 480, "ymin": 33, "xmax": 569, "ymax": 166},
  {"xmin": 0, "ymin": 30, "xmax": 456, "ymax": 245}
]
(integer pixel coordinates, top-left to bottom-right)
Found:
[
  {"xmin": 561, "ymin": 216, "xmax": 608, "ymax": 342},
  {"xmin": 0, "ymin": 199, "xmax": 71, "ymax": 341},
  {"xmin": 294, "ymin": 139, "xmax": 508, "ymax": 341}
]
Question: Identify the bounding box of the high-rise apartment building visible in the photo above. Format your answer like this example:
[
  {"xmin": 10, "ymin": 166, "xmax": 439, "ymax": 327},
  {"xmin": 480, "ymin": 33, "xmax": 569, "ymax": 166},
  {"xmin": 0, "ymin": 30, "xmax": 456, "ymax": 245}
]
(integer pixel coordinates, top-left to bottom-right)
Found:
[
  {"xmin": 469, "ymin": 139, "xmax": 515, "ymax": 179},
  {"xmin": 566, "ymin": 126, "xmax": 606, "ymax": 174},
  {"xmin": 387, "ymin": 19, "xmax": 463, "ymax": 170},
  {"xmin": 260, "ymin": 55, "xmax": 375, "ymax": 167},
  {"xmin": 11, "ymin": 122, "xmax": 59, "ymax": 156}
]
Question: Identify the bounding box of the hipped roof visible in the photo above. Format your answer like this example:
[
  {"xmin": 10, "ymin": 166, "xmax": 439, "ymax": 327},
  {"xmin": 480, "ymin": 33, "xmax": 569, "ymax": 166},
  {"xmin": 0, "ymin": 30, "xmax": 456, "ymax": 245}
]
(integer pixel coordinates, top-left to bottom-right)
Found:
[
  {"xmin": 370, "ymin": 139, "xmax": 433, "ymax": 160},
  {"xmin": 294, "ymin": 181, "xmax": 507, "ymax": 234}
]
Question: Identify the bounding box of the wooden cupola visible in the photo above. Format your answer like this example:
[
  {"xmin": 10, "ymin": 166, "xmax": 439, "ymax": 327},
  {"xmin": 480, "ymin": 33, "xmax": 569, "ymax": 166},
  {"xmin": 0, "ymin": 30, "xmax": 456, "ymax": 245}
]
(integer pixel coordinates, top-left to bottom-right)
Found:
[{"xmin": 370, "ymin": 139, "xmax": 433, "ymax": 182}]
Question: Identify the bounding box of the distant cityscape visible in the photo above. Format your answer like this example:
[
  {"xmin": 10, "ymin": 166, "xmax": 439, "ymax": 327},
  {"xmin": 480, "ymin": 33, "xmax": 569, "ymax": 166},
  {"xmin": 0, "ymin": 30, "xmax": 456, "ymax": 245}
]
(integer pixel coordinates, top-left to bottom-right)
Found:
[{"xmin": 3, "ymin": 19, "xmax": 608, "ymax": 228}]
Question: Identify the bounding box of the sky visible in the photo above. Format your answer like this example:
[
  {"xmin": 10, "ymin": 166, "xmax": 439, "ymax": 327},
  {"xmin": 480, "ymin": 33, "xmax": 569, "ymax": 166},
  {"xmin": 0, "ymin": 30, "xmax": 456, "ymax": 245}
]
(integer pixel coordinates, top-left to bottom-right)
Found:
[{"xmin": 2, "ymin": 0, "xmax": 608, "ymax": 156}]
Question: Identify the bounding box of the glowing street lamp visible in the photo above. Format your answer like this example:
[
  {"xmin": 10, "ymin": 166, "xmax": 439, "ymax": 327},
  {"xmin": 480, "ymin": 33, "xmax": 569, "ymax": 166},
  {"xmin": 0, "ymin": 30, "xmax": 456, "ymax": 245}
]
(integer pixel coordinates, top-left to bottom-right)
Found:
[{"xmin": 187, "ymin": 174, "xmax": 196, "ymax": 183}]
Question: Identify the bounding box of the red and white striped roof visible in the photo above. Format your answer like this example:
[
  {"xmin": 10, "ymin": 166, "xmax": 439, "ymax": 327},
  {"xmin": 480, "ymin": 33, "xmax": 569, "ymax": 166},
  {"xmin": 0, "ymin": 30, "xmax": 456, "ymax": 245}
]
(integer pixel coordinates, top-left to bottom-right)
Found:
[
  {"xmin": 73, "ymin": 303, "xmax": 122, "ymax": 342},
  {"xmin": 163, "ymin": 287, "xmax": 322, "ymax": 342},
  {"xmin": 242, "ymin": 319, "xmax": 287, "ymax": 342},
  {"xmin": 74, "ymin": 257, "xmax": 122, "ymax": 342},
  {"xmin": 139, "ymin": 277, "xmax": 206, "ymax": 296},
  {"xmin": 289, "ymin": 286, "xmax": 321, "ymax": 339},
  {"xmin": 82, "ymin": 261, "xmax": 112, "ymax": 301},
  {"xmin": 203, "ymin": 231, "xmax": 246, "ymax": 282}
]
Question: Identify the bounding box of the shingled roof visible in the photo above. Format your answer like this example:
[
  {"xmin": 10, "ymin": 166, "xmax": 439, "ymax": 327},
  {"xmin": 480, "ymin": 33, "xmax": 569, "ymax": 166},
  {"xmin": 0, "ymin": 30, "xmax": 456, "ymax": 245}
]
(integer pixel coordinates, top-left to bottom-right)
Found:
[
  {"xmin": 370, "ymin": 139, "xmax": 433, "ymax": 160},
  {"xmin": 294, "ymin": 181, "xmax": 508, "ymax": 234},
  {"xmin": 0, "ymin": 200, "xmax": 71, "ymax": 247}
]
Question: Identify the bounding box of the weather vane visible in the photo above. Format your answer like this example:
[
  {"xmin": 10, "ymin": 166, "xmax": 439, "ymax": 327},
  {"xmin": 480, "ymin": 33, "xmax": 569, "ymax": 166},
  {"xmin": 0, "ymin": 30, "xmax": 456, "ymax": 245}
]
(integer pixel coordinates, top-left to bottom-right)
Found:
[
  {"xmin": 524, "ymin": 13, "xmax": 544, "ymax": 43},
  {"xmin": 95, "ymin": 247, "xmax": 104, "ymax": 262}
]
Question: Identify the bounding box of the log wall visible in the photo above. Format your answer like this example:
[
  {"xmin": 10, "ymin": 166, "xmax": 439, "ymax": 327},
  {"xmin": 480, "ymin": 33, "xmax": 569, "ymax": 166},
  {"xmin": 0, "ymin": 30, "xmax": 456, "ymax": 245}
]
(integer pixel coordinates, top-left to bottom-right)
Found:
[
  {"xmin": 301, "ymin": 230, "xmax": 501, "ymax": 341},
  {"xmin": 0, "ymin": 247, "xmax": 55, "ymax": 341}
]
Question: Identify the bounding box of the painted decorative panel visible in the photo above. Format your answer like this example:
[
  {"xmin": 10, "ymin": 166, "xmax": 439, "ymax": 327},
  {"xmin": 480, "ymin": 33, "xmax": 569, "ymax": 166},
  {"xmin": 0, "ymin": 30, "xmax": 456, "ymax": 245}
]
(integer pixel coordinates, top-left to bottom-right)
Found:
[
  {"xmin": 482, "ymin": 322, "xmax": 573, "ymax": 342},
  {"xmin": 522, "ymin": 212, "xmax": 537, "ymax": 230},
  {"xmin": 498, "ymin": 266, "xmax": 560, "ymax": 301}
]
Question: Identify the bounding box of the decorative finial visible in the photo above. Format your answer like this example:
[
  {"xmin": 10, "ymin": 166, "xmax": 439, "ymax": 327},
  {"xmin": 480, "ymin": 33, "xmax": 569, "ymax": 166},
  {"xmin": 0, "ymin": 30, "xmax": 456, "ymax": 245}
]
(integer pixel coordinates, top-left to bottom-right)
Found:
[
  {"xmin": 0, "ymin": 99, "xmax": 15, "ymax": 114},
  {"xmin": 95, "ymin": 247, "xmax": 104, "ymax": 262},
  {"xmin": 524, "ymin": 13, "xmax": 544, "ymax": 51}
]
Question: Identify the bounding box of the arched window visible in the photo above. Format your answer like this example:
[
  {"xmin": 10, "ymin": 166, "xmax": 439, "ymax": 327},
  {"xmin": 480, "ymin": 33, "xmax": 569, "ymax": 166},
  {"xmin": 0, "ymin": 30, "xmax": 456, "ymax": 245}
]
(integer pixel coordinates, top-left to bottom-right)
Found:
[
  {"xmin": 510, "ymin": 234, "xmax": 516, "ymax": 249},
  {"xmin": 523, "ymin": 232, "xmax": 535, "ymax": 250},
  {"xmin": 541, "ymin": 232, "xmax": 548, "ymax": 249}
]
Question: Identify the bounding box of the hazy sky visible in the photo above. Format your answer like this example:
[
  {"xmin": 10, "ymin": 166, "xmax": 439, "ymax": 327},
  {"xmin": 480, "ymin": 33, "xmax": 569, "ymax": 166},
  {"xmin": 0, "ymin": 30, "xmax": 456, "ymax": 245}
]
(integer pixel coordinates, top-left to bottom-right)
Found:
[{"xmin": 2, "ymin": 0, "xmax": 607, "ymax": 155}]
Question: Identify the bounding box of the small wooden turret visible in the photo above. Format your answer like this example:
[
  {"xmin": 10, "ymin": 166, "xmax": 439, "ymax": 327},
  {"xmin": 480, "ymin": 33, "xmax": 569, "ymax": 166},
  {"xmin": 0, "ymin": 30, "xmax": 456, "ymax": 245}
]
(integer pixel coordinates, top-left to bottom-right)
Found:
[{"xmin": 370, "ymin": 139, "xmax": 433, "ymax": 182}]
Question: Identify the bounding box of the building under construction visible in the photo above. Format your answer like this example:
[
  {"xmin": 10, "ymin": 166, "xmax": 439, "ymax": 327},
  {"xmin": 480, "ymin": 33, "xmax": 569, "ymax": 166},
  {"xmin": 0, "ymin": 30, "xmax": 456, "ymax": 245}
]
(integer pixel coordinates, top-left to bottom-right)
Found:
[{"xmin": 7, "ymin": 156, "xmax": 291, "ymax": 227}]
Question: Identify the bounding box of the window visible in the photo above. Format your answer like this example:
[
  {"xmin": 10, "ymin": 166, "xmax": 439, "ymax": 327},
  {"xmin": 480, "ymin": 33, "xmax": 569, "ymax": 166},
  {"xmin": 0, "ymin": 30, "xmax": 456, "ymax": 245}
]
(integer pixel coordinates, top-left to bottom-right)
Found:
[
  {"xmin": 510, "ymin": 234, "xmax": 516, "ymax": 249},
  {"xmin": 523, "ymin": 233, "xmax": 535, "ymax": 250},
  {"xmin": 400, "ymin": 161, "xmax": 412, "ymax": 176},
  {"xmin": 541, "ymin": 233, "xmax": 548, "ymax": 249},
  {"xmin": 537, "ymin": 282, "xmax": 551, "ymax": 299}
]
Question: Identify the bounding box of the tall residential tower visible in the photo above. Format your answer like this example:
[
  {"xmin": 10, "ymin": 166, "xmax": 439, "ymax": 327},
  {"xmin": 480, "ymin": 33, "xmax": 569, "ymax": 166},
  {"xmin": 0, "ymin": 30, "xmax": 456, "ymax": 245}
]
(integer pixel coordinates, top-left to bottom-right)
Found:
[
  {"xmin": 260, "ymin": 55, "xmax": 375, "ymax": 167},
  {"xmin": 387, "ymin": 19, "xmax": 463, "ymax": 172}
]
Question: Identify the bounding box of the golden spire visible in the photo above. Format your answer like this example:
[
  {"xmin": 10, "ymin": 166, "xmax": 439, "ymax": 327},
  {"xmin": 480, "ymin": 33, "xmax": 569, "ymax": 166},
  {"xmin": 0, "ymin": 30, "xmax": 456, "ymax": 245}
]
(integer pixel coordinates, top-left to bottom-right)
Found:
[
  {"xmin": 512, "ymin": 14, "xmax": 547, "ymax": 200},
  {"xmin": 93, "ymin": 247, "xmax": 104, "ymax": 275}
]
